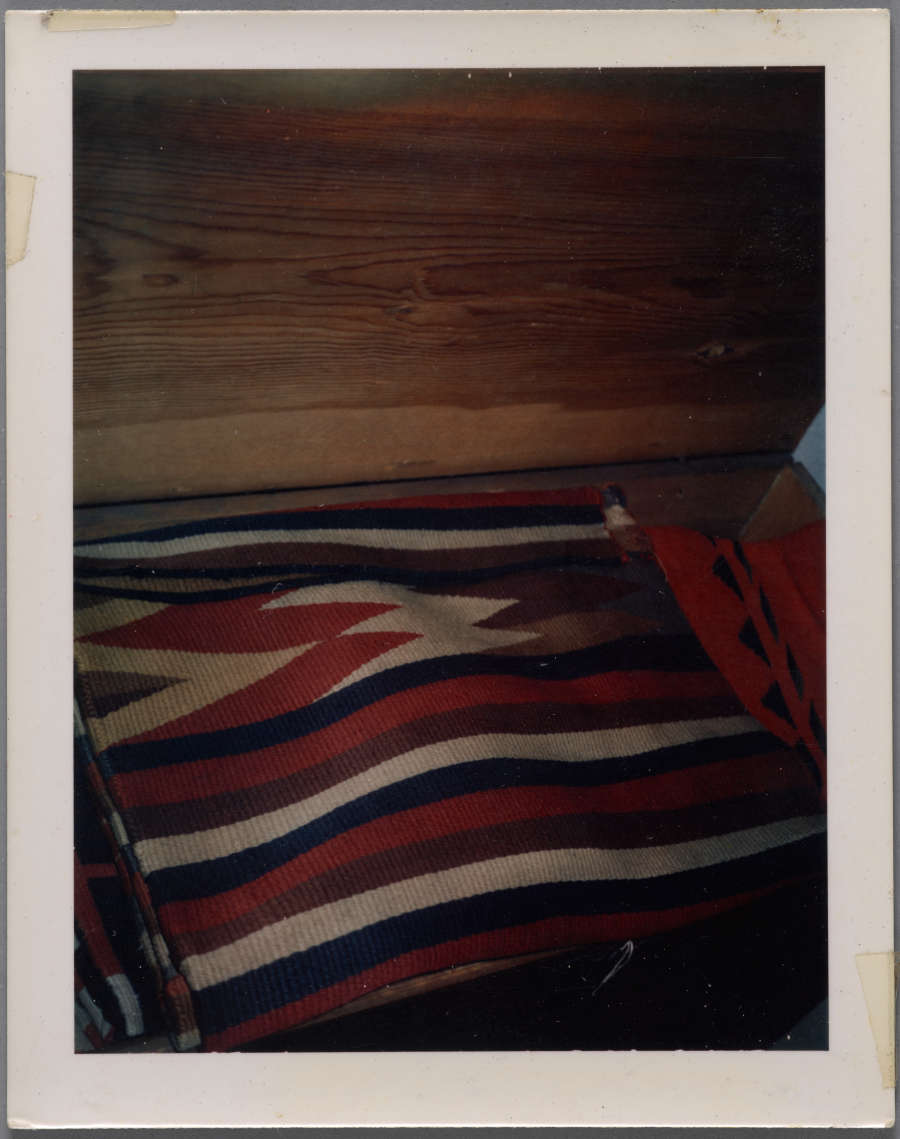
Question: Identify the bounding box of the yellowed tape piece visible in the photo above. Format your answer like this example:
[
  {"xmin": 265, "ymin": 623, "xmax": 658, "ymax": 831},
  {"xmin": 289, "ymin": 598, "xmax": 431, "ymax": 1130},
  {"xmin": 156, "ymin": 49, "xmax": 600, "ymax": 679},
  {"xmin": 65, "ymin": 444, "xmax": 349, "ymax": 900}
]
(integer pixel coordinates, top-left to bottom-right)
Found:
[
  {"xmin": 6, "ymin": 173, "xmax": 36, "ymax": 269},
  {"xmin": 44, "ymin": 10, "xmax": 176, "ymax": 31},
  {"xmin": 855, "ymin": 952, "xmax": 896, "ymax": 1089}
]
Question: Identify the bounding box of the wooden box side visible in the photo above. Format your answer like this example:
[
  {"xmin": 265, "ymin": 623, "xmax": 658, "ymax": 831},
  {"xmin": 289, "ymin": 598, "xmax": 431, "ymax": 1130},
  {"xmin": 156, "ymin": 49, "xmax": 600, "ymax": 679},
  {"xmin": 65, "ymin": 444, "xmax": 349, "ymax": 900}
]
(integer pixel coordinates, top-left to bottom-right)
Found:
[{"xmin": 74, "ymin": 68, "xmax": 824, "ymax": 505}]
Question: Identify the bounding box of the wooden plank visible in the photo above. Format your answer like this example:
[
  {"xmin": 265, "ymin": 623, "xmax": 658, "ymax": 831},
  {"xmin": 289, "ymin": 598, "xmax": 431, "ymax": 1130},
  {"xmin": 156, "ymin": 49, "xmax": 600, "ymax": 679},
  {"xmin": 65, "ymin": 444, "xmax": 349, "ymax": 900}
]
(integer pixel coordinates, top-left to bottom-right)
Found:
[
  {"xmin": 74, "ymin": 455, "xmax": 784, "ymax": 542},
  {"xmin": 739, "ymin": 462, "xmax": 824, "ymax": 542},
  {"xmin": 75, "ymin": 69, "xmax": 824, "ymax": 504},
  {"xmin": 74, "ymin": 397, "xmax": 815, "ymax": 505}
]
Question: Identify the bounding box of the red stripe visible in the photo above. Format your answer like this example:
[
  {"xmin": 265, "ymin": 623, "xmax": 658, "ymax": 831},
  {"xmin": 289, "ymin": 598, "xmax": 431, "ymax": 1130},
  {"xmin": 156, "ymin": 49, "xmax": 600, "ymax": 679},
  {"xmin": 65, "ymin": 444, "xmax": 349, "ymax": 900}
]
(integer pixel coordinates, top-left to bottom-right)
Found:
[
  {"xmin": 111, "ymin": 669, "xmax": 739, "ymax": 808},
  {"xmin": 78, "ymin": 862, "xmax": 119, "ymax": 880},
  {"xmin": 159, "ymin": 747, "xmax": 804, "ymax": 937},
  {"xmin": 118, "ymin": 630, "xmax": 416, "ymax": 746},
  {"xmin": 201, "ymin": 884, "xmax": 785, "ymax": 1051},
  {"xmin": 81, "ymin": 593, "xmax": 397, "ymax": 654},
  {"xmin": 73, "ymin": 855, "xmax": 125, "ymax": 979},
  {"xmin": 81, "ymin": 1021, "xmax": 105, "ymax": 1049}
]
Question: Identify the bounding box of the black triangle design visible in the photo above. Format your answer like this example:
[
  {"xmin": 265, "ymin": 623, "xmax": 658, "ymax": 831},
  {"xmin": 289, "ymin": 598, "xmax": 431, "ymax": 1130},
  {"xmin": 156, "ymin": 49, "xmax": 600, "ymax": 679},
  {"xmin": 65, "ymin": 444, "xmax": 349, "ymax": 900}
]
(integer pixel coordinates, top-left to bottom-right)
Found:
[
  {"xmin": 712, "ymin": 554, "xmax": 743, "ymax": 599},
  {"xmin": 738, "ymin": 617, "xmax": 770, "ymax": 664},
  {"xmin": 809, "ymin": 703, "xmax": 826, "ymax": 751},
  {"xmin": 758, "ymin": 586, "xmax": 779, "ymax": 641},
  {"xmin": 78, "ymin": 669, "xmax": 184, "ymax": 718},
  {"xmin": 732, "ymin": 541, "xmax": 753, "ymax": 580},
  {"xmin": 794, "ymin": 739, "xmax": 823, "ymax": 790},
  {"xmin": 761, "ymin": 681, "xmax": 794, "ymax": 726},
  {"xmin": 786, "ymin": 645, "xmax": 804, "ymax": 699}
]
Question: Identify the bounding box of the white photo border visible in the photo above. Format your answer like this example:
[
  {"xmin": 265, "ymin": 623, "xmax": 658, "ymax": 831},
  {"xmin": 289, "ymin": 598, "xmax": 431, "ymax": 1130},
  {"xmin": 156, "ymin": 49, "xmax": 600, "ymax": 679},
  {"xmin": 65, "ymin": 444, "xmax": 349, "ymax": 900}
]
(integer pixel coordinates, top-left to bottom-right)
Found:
[{"xmin": 5, "ymin": 8, "xmax": 893, "ymax": 1127}]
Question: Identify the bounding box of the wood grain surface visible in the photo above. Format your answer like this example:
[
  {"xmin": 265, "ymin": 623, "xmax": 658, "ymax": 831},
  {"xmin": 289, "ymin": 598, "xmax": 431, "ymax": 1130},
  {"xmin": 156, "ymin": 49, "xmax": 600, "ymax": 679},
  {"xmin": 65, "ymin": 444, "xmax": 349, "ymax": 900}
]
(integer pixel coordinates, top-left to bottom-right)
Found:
[
  {"xmin": 739, "ymin": 463, "xmax": 825, "ymax": 542},
  {"xmin": 74, "ymin": 69, "xmax": 824, "ymax": 504}
]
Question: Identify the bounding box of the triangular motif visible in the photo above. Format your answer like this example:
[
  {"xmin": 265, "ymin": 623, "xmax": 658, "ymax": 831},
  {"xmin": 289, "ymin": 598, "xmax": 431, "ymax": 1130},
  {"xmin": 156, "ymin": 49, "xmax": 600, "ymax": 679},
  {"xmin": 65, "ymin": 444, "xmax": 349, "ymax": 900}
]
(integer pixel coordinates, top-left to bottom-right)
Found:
[
  {"xmin": 712, "ymin": 554, "xmax": 743, "ymax": 599},
  {"xmin": 77, "ymin": 669, "xmax": 184, "ymax": 718},
  {"xmin": 77, "ymin": 641, "xmax": 317, "ymax": 749},
  {"xmin": 761, "ymin": 681, "xmax": 794, "ymax": 727},
  {"xmin": 738, "ymin": 618, "xmax": 770, "ymax": 665}
]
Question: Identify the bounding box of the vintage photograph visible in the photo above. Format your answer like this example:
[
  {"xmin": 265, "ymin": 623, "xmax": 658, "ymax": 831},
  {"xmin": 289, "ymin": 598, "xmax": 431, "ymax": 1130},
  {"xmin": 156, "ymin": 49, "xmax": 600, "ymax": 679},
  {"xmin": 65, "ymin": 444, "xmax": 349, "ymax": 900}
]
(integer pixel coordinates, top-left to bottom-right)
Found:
[
  {"xmin": 5, "ymin": 7, "xmax": 892, "ymax": 1128},
  {"xmin": 71, "ymin": 65, "xmax": 828, "ymax": 1055}
]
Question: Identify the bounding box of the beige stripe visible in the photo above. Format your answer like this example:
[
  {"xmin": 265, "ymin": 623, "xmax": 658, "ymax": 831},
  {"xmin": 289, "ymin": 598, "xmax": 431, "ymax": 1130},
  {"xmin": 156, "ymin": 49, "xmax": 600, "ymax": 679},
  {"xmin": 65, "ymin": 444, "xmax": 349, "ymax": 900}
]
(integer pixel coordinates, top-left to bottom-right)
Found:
[
  {"xmin": 318, "ymin": 588, "xmax": 536, "ymax": 695},
  {"xmin": 74, "ymin": 597, "xmax": 168, "ymax": 638},
  {"xmin": 264, "ymin": 578, "xmax": 493, "ymax": 610},
  {"xmin": 133, "ymin": 715, "xmax": 760, "ymax": 873},
  {"xmin": 77, "ymin": 641, "xmax": 315, "ymax": 750},
  {"xmin": 181, "ymin": 815, "xmax": 826, "ymax": 991},
  {"xmin": 75, "ymin": 523, "xmax": 608, "ymax": 560}
]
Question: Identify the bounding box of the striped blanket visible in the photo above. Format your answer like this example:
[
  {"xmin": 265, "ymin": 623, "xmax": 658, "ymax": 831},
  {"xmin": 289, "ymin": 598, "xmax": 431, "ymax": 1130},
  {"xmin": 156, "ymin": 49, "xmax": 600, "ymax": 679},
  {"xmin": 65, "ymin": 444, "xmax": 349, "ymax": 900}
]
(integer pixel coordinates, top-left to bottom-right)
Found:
[
  {"xmin": 75, "ymin": 709, "xmax": 163, "ymax": 1050},
  {"xmin": 74, "ymin": 487, "xmax": 826, "ymax": 1051}
]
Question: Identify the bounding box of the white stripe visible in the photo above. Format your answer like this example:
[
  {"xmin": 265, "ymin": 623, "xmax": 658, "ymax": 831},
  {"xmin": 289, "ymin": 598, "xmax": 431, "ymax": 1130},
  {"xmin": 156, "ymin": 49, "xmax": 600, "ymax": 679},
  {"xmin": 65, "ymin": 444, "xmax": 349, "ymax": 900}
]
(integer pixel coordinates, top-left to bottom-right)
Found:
[
  {"xmin": 107, "ymin": 972, "xmax": 145, "ymax": 1037},
  {"xmin": 175, "ymin": 1027, "xmax": 202, "ymax": 1051},
  {"xmin": 77, "ymin": 985, "xmax": 113, "ymax": 1037},
  {"xmin": 151, "ymin": 932, "xmax": 176, "ymax": 975},
  {"xmin": 74, "ymin": 598, "xmax": 168, "ymax": 637},
  {"xmin": 181, "ymin": 815, "xmax": 826, "ymax": 992},
  {"xmin": 109, "ymin": 811, "xmax": 131, "ymax": 851},
  {"xmin": 133, "ymin": 716, "xmax": 761, "ymax": 873},
  {"xmin": 75, "ymin": 523, "xmax": 608, "ymax": 560}
]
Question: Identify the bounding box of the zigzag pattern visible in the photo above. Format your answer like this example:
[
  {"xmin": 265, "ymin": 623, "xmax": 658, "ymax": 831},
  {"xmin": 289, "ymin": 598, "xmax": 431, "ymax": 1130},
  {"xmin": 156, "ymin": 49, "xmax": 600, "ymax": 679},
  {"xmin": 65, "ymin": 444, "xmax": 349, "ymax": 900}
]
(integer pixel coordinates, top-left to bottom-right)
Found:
[{"xmin": 74, "ymin": 487, "xmax": 826, "ymax": 1051}]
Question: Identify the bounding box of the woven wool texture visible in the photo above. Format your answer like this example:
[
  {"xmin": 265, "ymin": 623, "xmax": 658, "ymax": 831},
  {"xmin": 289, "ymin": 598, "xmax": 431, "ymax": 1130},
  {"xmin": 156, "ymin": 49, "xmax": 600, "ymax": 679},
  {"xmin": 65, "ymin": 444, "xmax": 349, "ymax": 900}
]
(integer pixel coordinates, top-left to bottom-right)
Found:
[
  {"xmin": 648, "ymin": 522, "xmax": 826, "ymax": 797},
  {"xmin": 74, "ymin": 488, "xmax": 826, "ymax": 1051},
  {"xmin": 75, "ymin": 708, "xmax": 163, "ymax": 1051}
]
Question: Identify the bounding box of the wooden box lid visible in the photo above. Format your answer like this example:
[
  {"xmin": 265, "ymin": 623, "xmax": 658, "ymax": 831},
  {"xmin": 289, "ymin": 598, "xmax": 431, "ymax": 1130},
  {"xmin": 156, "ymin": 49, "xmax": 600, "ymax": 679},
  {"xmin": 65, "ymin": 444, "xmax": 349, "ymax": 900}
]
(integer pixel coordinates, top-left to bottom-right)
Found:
[{"xmin": 75, "ymin": 68, "xmax": 824, "ymax": 504}]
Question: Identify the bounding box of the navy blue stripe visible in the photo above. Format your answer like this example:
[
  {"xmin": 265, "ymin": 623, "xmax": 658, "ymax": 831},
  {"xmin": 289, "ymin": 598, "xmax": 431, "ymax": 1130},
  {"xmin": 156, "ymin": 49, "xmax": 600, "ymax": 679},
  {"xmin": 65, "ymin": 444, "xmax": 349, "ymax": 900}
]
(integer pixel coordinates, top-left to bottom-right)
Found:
[
  {"xmin": 75, "ymin": 551, "xmax": 624, "ymax": 582},
  {"xmin": 193, "ymin": 833, "xmax": 827, "ymax": 1038},
  {"xmin": 100, "ymin": 636, "xmax": 715, "ymax": 775},
  {"xmin": 75, "ymin": 563, "xmax": 321, "ymax": 580},
  {"xmin": 75, "ymin": 571, "xmax": 338, "ymax": 604},
  {"xmin": 145, "ymin": 731, "xmax": 783, "ymax": 904},
  {"xmin": 75, "ymin": 504, "xmax": 610, "ymax": 547},
  {"xmin": 74, "ymin": 554, "xmax": 622, "ymax": 604}
]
